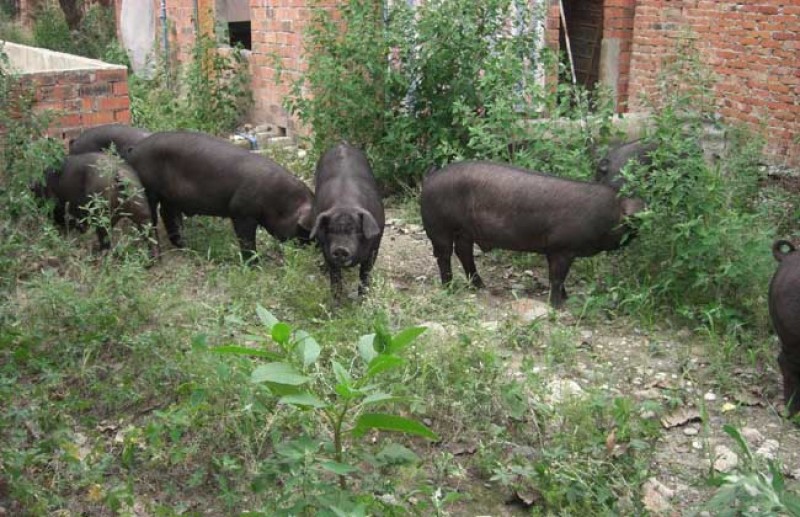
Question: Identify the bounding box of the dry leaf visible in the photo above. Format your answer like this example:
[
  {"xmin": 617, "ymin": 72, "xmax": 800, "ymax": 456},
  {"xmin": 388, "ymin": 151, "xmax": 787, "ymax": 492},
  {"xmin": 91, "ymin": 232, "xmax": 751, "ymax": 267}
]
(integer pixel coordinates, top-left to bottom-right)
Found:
[
  {"xmin": 605, "ymin": 429, "xmax": 617, "ymax": 454},
  {"xmin": 660, "ymin": 407, "xmax": 702, "ymax": 429}
]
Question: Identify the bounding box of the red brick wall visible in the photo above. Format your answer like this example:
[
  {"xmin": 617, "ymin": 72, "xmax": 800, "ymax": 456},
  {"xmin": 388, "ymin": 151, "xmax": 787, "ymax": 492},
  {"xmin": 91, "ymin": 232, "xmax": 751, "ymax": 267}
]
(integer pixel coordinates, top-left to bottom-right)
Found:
[
  {"xmin": 604, "ymin": 0, "xmax": 635, "ymax": 111},
  {"xmin": 249, "ymin": 0, "xmax": 339, "ymax": 134},
  {"xmin": 16, "ymin": 68, "xmax": 130, "ymax": 148},
  {"xmin": 628, "ymin": 0, "xmax": 799, "ymax": 166}
]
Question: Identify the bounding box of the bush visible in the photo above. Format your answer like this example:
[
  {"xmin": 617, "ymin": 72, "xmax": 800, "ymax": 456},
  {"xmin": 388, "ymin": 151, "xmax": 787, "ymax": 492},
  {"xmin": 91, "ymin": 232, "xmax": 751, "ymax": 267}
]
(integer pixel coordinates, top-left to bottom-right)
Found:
[
  {"xmin": 609, "ymin": 41, "xmax": 774, "ymax": 334},
  {"xmin": 130, "ymin": 32, "xmax": 252, "ymax": 135},
  {"xmin": 288, "ymin": 0, "xmax": 616, "ymax": 189},
  {"xmin": 30, "ymin": 2, "xmax": 118, "ymax": 59}
]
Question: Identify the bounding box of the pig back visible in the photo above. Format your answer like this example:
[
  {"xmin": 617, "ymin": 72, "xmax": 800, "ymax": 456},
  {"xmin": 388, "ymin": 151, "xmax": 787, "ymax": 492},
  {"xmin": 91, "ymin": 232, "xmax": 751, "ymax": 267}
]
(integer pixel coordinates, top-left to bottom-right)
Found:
[
  {"xmin": 128, "ymin": 131, "xmax": 312, "ymax": 218},
  {"xmin": 314, "ymin": 143, "xmax": 383, "ymax": 222},
  {"xmin": 69, "ymin": 124, "xmax": 151, "ymax": 155},
  {"xmin": 422, "ymin": 161, "xmax": 629, "ymax": 256}
]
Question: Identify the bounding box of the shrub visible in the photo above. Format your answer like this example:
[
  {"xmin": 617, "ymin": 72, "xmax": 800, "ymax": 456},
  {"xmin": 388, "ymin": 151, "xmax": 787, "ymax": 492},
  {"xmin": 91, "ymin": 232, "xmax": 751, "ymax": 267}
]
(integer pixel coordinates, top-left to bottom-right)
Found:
[
  {"xmin": 610, "ymin": 40, "xmax": 774, "ymax": 334},
  {"xmin": 288, "ymin": 0, "xmax": 615, "ymax": 189},
  {"xmin": 130, "ymin": 32, "xmax": 252, "ymax": 135}
]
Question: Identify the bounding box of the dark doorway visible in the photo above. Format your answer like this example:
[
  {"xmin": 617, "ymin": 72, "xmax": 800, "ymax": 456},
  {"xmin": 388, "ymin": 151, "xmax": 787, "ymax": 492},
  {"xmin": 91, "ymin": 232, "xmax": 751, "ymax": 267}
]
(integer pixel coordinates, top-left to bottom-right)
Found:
[
  {"xmin": 559, "ymin": 0, "xmax": 604, "ymax": 90},
  {"xmin": 228, "ymin": 20, "xmax": 251, "ymax": 50}
]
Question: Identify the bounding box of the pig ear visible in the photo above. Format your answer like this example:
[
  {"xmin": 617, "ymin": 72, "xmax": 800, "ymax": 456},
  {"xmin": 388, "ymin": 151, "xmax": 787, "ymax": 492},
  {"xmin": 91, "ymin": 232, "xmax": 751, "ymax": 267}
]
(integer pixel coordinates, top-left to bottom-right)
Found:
[
  {"xmin": 358, "ymin": 210, "xmax": 381, "ymax": 240},
  {"xmin": 309, "ymin": 212, "xmax": 330, "ymax": 240},
  {"xmin": 773, "ymin": 240, "xmax": 796, "ymax": 262},
  {"xmin": 596, "ymin": 158, "xmax": 610, "ymax": 179}
]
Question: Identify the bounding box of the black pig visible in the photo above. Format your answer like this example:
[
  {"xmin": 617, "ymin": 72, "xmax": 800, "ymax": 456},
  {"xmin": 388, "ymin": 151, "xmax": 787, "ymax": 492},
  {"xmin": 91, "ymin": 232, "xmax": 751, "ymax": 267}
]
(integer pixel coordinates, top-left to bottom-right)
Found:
[
  {"xmin": 126, "ymin": 131, "xmax": 314, "ymax": 261},
  {"xmin": 69, "ymin": 124, "xmax": 151, "ymax": 156},
  {"xmin": 769, "ymin": 240, "xmax": 800, "ymax": 417},
  {"xmin": 595, "ymin": 139, "xmax": 658, "ymax": 191},
  {"xmin": 311, "ymin": 143, "xmax": 384, "ymax": 302},
  {"xmin": 421, "ymin": 161, "xmax": 644, "ymax": 308},
  {"xmin": 32, "ymin": 152, "xmax": 157, "ymax": 255}
]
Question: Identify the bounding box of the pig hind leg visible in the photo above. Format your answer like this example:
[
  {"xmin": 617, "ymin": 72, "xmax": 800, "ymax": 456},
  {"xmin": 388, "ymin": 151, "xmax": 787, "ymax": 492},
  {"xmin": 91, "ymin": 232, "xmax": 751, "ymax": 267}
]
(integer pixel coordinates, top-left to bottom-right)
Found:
[
  {"xmin": 454, "ymin": 235, "xmax": 484, "ymax": 288},
  {"xmin": 546, "ymin": 253, "xmax": 575, "ymax": 309},
  {"xmin": 232, "ymin": 217, "xmax": 259, "ymax": 264},
  {"xmin": 779, "ymin": 350, "xmax": 800, "ymax": 418}
]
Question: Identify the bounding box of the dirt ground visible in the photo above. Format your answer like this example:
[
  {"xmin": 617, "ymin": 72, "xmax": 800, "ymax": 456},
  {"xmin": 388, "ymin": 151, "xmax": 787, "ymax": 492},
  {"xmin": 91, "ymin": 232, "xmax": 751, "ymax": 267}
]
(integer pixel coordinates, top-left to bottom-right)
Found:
[{"xmin": 377, "ymin": 206, "xmax": 800, "ymax": 515}]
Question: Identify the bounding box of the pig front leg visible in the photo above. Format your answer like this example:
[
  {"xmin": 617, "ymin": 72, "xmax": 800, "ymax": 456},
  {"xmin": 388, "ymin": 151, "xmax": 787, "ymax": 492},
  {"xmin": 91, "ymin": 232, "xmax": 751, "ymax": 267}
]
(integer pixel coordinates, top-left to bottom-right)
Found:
[
  {"xmin": 358, "ymin": 246, "xmax": 379, "ymax": 297},
  {"xmin": 329, "ymin": 265, "xmax": 345, "ymax": 305},
  {"xmin": 430, "ymin": 237, "xmax": 454, "ymax": 285},
  {"xmin": 160, "ymin": 204, "xmax": 185, "ymax": 248},
  {"xmin": 232, "ymin": 217, "xmax": 259, "ymax": 264},
  {"xmin": 546, "ymin": 253, "xmax": 575, "ymax": 309}
]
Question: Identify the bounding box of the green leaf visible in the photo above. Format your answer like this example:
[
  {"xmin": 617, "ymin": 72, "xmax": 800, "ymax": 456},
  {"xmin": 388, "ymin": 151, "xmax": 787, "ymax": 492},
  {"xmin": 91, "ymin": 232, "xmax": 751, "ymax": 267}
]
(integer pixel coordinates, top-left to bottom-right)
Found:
[
  {"xmin": 294, "ymin": 330, "xmax": 320, "ymax": 368},
  {"xmin": 366, "ymin": 355, "xmax": 404, "ymax": 378},
  {"xmin": 376, "ymin": 443, "xmax": 419, "ymax": 465},
  {"xmin": 279, "ymin": 392, "xmax": 328, "ymax": 409},
  {"xmin": 318, "ymin": 460, "xmax": 359, "ymax": 476},
  {"xmin": 332, "ymin": 360, "xmax": 352, "ymax": 386},
  {"xmin": 352, "ymin": 413, "xmax": 439, "ymax": 440},
  {"xmin": 251, "ymin": 362, "xmax": 310, "ymax": 386},
  {"xmin": 357, "ymin": 333, "xmax": 377, "ymax": 364},
  {"xmin": 388, "ymin": 326, "xmax": 426, "ymax": 354},
  {"xmin": 722, "ymin": 424, "xmax": 753, "ymax": 465},
  {"xmin": 271, "ymin": 322, "xmax": 292, "ymax": 345},
  {"xmin": 256, "ymin": 305, "xmax": 278, "ymax": 330},
  {"xmin": 374, "ymin": 323, "xmax": 392, "ymax": 354},
  {"xmin": 209, "ymin": 345, "xmax": 280, "ymax": 360}
]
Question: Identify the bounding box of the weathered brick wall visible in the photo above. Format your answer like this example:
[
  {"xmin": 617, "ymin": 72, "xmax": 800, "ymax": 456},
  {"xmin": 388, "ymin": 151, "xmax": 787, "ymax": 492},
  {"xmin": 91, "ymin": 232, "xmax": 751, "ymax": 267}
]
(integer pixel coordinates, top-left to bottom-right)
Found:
[
  {"xmin": 628, "ymin": 1, "xmax": 799, "ymax": 166},
  {"xmin": 16, "ymin": 68, "xmax": 130, "ymax": 146},
  {"xmin": 249, "ymin": 0, "xmax": 338, "ymax": 134},
  {"xmin": 603, "ymin": 0, "xmax": 635, "ymax": 111}
]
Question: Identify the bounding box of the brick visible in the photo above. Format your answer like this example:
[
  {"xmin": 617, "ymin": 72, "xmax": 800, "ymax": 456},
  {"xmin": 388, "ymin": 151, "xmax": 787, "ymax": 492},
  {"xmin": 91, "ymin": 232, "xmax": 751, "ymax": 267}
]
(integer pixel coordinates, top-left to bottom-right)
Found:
[
  {"xmin": 98, "ymin": 96, "xmax": 129, "ymax": 111},
  {"xmin": 95, "ymin": 69, "xmax": 126, "ymax": 83},
  {"xmin": 114, "ymin": 109, "xmax": 131, "ymax": 123},
  {"xmin": 82, "ymin": 111, "xmax": 116, "ymax": 126},
  {"xmin": 112, "ymin": 81, "xmax": 129, "ymax": 96}
]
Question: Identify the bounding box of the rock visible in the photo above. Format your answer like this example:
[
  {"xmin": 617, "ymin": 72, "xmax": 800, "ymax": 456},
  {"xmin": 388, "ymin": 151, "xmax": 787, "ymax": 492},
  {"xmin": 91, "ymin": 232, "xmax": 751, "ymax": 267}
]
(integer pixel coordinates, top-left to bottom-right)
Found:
[
  {"xmin": 547, "ymin": 379, "xmax": 584, "ymax": 404},
  {"xmin": 755, "ymin": 439, "xmax": 780, "ymax": 460},
  {"xmin": 579, "ymin": 330, "xmax": 593, "ymax": 345},
  {"xmin": 510, "ymin": 298, "xmax": 550, "ymax": 322},
  {"xmin": 711, "ymin": 445, "xmax": 739, "ymax": 473},
  {"xmin": 481, "ymin": 321, "xmax": 499, "ymax": 331},
  {"xmin": 642, "ymin": 478, "xmax": 674, "ymax": 514},
  {"xmin": 229, "ymin": 134, "xmax": 253, "ymax": 149},
  {"xmin": 421, "ymin": 322, "xmax": 449, "ymax": 342},
  {"xmin": 704, "ymin": 392, "xmax": 717, "ymax": 402},
  {"xmin": 740, "ymin": 428, "xmax": 764, "ymax": 448},
  {"xmin": 661, "ymin": 407, "xmax": 701, "ymax": 429},
  {"xmin": 683, "ymin": 427, "xmax": 699, "ymax": 436}
]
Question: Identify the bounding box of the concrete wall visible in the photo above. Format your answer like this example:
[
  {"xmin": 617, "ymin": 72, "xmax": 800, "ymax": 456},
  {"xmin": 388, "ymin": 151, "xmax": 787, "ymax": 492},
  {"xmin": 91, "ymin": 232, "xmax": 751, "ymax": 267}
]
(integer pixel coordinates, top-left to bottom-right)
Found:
[{"xmin": 3, "ymin": 42, "xmax": 131, "ymax": 146}]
